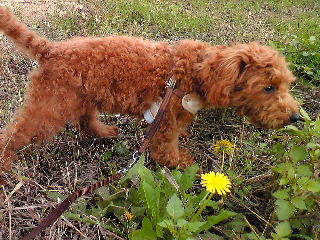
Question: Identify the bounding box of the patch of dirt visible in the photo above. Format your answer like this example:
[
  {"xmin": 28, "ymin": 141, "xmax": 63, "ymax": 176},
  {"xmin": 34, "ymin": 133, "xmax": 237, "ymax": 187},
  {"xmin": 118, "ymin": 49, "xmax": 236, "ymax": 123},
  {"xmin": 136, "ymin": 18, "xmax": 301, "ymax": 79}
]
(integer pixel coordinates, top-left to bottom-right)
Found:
[{"xmin": 2, "ymin": 0, "xmax": 56, "ymax": 22}]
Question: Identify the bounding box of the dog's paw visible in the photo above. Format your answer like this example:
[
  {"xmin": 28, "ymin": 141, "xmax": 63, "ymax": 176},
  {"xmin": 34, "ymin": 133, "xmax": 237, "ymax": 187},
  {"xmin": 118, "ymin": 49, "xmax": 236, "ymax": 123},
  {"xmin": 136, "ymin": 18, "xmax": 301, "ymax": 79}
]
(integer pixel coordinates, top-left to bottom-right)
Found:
[
  {"xmin": 100, "ymin": 125, "xmax": 119, "ymax": 137},
  {"xmin": 178, "ymin": 148, "xmax": 194, "ymax": 169},
  {"xmin": 109, "ymin": 125, "xmax": 119, "ymax": 136}
]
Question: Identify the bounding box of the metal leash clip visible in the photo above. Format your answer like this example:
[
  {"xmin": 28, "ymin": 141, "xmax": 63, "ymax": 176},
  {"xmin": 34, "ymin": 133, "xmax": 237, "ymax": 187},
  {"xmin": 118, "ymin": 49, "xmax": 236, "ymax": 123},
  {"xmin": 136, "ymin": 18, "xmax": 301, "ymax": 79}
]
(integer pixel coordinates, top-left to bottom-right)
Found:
[
  {"xmin": 166, "ymin": 77, "xmax": 176, "ymax": 89},
  {"xmin": 118, "ymin": 151, "xmax": 140, "ymax": 175}
]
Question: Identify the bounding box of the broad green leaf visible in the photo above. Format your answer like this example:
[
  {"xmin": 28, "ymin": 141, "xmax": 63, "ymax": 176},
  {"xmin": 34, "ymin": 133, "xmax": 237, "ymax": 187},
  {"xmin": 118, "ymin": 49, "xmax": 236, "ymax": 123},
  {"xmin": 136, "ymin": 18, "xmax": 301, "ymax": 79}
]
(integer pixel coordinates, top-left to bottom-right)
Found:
[
  {"xmin": 224, "ymin": 215, "xmax": 248, "ymax": 232},
  {"xmin": 275, "ymin": 200, "xmax": 295, "ymax": 221},
  {"xmin": 157, "ymin": 221, "xmax": 166, "ymax": 228},
  {"xmin": 187, "ymin": 190, "xmax": 208, "ymax": 215},
  {"xmin": 47, "ymin": 191, "xmax": 67, "ymax": 202},
  {"xmin": 291, "ymin": 197, "xmax": 307, "ymax": 210},
  {"xmin": 113, "ymin": 140, "xmax": 129, "ymax": 155},
  {"xmin": 298, "ymin": 177, "xmax": 320, "ymax": 193},
  {"xmin": 131, "ymin": 218, "xmax": 157, "ymax": 240},
  {"xmin": 88, "ymin": 206, "xmax": 102, "ymax": 218},
  {"xmin": 158, "ymin": 219, "xmax": 174, "ymax": 228},
  {"xmin": 196, "ymin": 210, "xmax": 237, "ymax": 234},
  {"xmin": 101, "ymin": 151, "xmax": 112, "ymax": 161},
  {"xmin": 172, "ymin": 169, "xmax": 182, "ymax": 183},
  {"xmin": 179, "ymin": 164, "xmax": 199, "ymax": 192},
  {"xmin": 139, "ymin": 165, "xmax": 156, "ymax": 188},
  {"xmin": 120, "ymin": 155, "xmax": 146, "ymax": 182},
  {"xmin": 272, "ymin": 189, "xmax": 289, "ymax": 200},
  {"xmin": 287, "ymin": 165, "xmax": 295, "ymax": 179},
  {"xmin": 273, "ymin": 163, "xmax": 287, "ymax": 174},
  {"xmin": 289, "ymin": 146, "xmax": 308, "ymax": 162},
  {"xmin": 296, "ymin": 165, "xmax": 313, "ymax": 177},
  {"xmin": 130, "ymin": 206, "xmax": 146, "ymax": 217},
  {"xmin": 271, "ymin": 143, "xmax": 286, "ymax": 157},
  {"xmin": 143, "ymin": 181, "xmax": 159, "ymax": 219},
  {"xmin": 279, "ymin": 178, "xmax": 289, "ymax": 186},
  {"xmin": 273, "ymin": 163, "xmax": 295, "ymax": 178},
  {"xmin": 300, "ymin": 108, "xmax": 311, "ymax": 121},
  {"xmin": 275, "ymin": 221, "xmax": 292, "ymax": 237},
  {"xmin": 290, "ymin": 218, "xmax": 305, "ymax": 233},
  {"xmin": 142, "ymin": 217, "xmax": 154, "ymax": 230},
  {"xmin": 313, "ymin": 149, "xmax": 320, "ymax": 160},
  {"xmin": 305, "ymin": 179, "xmax": 320, "ymax": 193},
  {"xmin": 177, "ymin": 219, "xmax": 188, "ymax": 228},
  {"xmin": 64, "ymin": 212, "xmax": 83, "ymax": 221},
  {"xmin": 96, "ymin": 186, "xmax": 110, "ymax": 200},
  {"xmin": 285, "ymin": 125, "xmax": 300, "ymax": 132},
  {"xmin": 297, "ymin": 177, "xmax": 310, "ymax": 189},
  {"xmin": 166, "ymin": 193, "xmax": 184, "ymax": 219},
  {"xmin": 186, "ymin": 221, "xmax": 206, "ymax": 232}
]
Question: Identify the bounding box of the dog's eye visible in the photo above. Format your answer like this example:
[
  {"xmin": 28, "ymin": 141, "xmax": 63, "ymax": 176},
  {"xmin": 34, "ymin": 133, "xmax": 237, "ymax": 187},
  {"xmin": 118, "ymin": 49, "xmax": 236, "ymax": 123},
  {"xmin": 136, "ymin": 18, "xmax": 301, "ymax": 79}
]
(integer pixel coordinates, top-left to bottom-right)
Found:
[{"xmin": 264, "ymin": 85, "xmax": 275, "ymax": 93}]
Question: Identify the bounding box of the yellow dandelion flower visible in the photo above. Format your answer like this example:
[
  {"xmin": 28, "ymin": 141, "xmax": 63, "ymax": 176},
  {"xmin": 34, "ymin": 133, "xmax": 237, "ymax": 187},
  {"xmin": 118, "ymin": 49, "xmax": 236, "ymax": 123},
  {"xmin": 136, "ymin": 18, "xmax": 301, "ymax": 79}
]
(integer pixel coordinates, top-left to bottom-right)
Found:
[
  {"xmin": 211, "ymin": 140, "xmax": 234, "ymax": 156},
  {"xmin": 201, "ymin": 172, "xmax": 232, "ymax": 195},
  {"xmin": 124, "ymin": 211, "xmax": 134, "ymax": 222}
]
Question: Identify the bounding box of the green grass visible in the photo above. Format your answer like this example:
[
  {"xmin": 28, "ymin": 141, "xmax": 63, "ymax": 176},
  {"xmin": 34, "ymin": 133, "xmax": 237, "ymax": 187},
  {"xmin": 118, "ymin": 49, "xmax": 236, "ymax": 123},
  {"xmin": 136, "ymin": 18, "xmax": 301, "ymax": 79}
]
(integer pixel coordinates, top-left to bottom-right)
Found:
[{"xmin": 50, "ymin": 0, "xmax": 319, "ymax": 44}]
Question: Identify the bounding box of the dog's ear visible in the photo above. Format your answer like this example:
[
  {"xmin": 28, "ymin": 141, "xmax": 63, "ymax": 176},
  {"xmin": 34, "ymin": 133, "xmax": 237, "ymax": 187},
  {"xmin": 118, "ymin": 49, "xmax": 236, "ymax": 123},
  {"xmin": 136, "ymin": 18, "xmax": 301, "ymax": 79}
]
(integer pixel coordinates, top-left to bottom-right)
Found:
[{"xmin": 198, "ymin": 47, "xmax": 250, "ymax": 107}]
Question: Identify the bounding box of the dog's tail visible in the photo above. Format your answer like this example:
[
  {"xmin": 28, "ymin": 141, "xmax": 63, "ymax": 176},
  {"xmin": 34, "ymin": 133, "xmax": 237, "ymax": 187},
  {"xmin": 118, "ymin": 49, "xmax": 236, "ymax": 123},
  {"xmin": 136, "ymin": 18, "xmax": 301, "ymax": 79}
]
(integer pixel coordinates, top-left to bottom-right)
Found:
[{"xmin": 0, "ymin": 6, "xmax": 51, "ymax": 60}]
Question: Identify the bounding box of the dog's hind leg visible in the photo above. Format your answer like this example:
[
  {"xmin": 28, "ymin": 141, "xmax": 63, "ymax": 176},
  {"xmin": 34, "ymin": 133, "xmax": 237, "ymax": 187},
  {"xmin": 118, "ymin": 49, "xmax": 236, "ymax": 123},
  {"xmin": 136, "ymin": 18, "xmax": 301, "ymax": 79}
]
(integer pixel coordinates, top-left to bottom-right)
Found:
[
  {"xmin": 0, "ymin": 71, "xmax": 84, "ymax": 172},
  {"xmin": 0, "ymin": 97, "xmax": 75, "ymax": 172},
  {"xmin": 79, "ymin": 109, "xmax": 118, "ymax": 138}
]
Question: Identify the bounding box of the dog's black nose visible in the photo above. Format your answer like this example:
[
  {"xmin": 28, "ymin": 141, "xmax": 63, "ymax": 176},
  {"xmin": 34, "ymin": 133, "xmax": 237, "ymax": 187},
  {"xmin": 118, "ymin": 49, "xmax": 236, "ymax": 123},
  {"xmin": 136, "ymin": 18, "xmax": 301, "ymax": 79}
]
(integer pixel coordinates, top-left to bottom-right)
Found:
[{"xmin": 290, "ymin": 113, "xmax": 304, "ymax": 123}]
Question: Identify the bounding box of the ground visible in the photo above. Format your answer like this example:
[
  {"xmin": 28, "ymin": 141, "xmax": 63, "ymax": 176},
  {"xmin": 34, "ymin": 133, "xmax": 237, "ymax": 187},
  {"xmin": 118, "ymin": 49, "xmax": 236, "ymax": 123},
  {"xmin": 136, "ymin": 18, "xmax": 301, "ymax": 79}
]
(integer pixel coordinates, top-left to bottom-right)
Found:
[{"xmin": 0, "ymin": 1, "xmax": 319, "ymax": 239}]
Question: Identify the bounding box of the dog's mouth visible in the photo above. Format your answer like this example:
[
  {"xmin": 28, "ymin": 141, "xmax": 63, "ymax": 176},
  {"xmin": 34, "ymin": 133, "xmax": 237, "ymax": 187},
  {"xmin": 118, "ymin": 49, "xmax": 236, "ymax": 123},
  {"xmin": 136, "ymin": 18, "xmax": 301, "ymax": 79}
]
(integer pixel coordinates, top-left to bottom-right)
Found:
[
  {"xmin": 249, "ymin": 118, "xmax": 283, "ymax": 129},
  {"xmin": 249, "ymin": 113, "xmax": 304, "ymax": 129},
  {"xmin": 238, "ymin": 107, "xmax": 303, "ymax": 129}
]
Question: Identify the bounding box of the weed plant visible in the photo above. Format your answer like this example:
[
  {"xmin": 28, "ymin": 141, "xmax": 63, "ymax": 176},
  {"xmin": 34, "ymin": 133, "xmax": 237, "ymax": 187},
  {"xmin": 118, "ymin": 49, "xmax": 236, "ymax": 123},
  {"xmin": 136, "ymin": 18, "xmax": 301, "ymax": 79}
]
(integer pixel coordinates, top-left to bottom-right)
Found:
[
  {"xmin": 271, "ymin": 35, "xmax": 320, "ymax": 86},
  {"xmin": 49, "ymin": 110, "xmax": 319, "ymax": 239}
]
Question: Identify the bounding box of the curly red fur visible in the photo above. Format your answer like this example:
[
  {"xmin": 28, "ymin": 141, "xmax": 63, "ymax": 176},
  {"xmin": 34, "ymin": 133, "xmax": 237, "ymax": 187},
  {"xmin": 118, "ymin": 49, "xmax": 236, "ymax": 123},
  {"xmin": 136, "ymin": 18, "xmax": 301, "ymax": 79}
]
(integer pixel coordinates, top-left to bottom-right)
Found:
[{"xmin": 0, "ymin": 6, "xmax": 300, "ymax": 174}]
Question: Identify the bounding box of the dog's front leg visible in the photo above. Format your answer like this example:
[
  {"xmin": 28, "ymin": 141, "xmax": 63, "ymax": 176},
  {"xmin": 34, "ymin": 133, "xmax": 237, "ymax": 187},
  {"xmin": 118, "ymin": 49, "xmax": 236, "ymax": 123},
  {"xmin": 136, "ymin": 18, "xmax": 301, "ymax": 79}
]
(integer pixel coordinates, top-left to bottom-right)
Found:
[{"xmin": 149, "ymin": 97, "xmax": 195, "ymax": 169}]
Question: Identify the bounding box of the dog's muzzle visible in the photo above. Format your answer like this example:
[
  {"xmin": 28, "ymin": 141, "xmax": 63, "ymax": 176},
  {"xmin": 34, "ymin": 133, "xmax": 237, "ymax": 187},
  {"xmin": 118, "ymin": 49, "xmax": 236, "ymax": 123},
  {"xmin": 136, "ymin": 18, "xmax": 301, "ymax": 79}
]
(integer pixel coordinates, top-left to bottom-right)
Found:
[{"xmin": 290, "ymin": 113, "xmax": 304, "ymax": 123}]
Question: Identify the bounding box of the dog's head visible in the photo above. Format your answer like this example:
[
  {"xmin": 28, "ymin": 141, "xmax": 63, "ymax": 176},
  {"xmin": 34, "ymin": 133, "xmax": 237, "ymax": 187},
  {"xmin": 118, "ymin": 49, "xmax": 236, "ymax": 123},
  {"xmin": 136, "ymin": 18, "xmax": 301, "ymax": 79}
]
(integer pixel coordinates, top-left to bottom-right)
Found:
[{"xmin": 197, "ymin": 42, "xmax": 301, "ymax": 129}]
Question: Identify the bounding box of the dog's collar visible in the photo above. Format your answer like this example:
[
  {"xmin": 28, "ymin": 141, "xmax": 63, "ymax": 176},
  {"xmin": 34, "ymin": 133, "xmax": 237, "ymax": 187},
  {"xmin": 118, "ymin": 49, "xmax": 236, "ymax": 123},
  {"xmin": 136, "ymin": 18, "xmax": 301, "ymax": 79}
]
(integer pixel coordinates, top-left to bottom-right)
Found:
[
  {"xmin": 144, "ymin": 87, "xmax": 204, "ymax": 123},
  {"xmin": 173, "ymin": 88, "xmax": 185, "ymax": 98},
  {"xmin": 170, "ymin": 80, "xmax": 204, "ymax": 115},
  {"xmin": 173, "ymin": 88, "xmax": 204, "ymax": 115}
]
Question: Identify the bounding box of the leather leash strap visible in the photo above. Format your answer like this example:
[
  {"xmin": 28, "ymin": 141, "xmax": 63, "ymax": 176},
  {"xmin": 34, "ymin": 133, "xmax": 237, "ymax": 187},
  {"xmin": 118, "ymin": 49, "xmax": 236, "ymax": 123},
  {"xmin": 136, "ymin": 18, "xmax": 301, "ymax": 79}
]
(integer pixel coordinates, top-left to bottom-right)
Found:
[
  {"xmin": 139, "ymin": 79, "xmax": 178, "ymax": 154},
  {"xmin": 21, "ymin": 78, "xmax": 180, "ymax": 240},
  {"xmin": 20, "ymin": 173, "xmax": 123, "ymax": 240}
]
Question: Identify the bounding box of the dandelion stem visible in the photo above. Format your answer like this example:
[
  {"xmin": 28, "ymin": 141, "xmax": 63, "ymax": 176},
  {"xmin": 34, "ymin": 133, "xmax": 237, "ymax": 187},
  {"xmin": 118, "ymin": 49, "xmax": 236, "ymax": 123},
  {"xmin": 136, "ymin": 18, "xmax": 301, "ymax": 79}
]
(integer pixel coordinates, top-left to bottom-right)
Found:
[
  {"xmin": 191, "ymin": 192, "xmax": 214, "ymax": 222},
  {"xmin": 220, "ymin": 151, "xmax": 225, "ymax": 171}
]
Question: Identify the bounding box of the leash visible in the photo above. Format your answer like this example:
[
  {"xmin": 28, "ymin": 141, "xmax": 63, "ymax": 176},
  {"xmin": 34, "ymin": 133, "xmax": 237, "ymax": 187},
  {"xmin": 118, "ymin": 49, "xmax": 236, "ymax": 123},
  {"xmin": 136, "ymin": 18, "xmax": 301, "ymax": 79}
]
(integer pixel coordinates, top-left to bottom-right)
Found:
[{"xmin": 21, "ymin": 78, "xmax": 180, "ymax": 240}]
